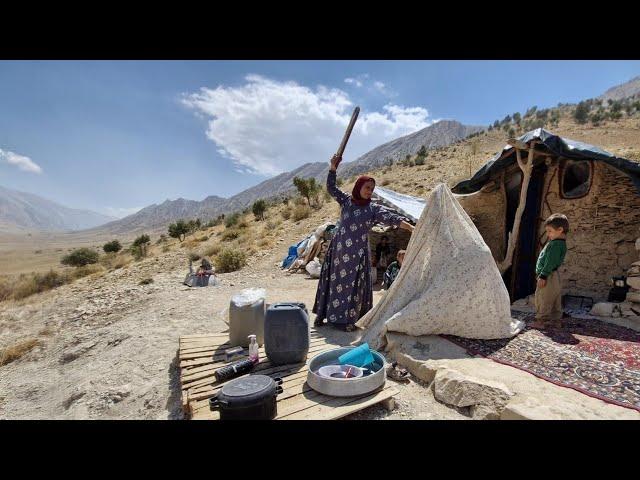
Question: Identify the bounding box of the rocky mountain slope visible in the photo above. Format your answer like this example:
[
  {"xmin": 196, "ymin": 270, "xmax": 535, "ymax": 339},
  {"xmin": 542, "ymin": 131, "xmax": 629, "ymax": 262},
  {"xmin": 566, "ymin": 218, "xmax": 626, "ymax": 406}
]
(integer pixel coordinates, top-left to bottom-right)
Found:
[
  {"xmin": 92, "ymin": 120, "xmax": 482, "ymax": 234},
  {"xmin": 599, "ymin": 75, "xmax": 640, "ymax": 102},
  {"xmin": 0, "ymin": 185, "xmax": 116, "ymax": 232}
]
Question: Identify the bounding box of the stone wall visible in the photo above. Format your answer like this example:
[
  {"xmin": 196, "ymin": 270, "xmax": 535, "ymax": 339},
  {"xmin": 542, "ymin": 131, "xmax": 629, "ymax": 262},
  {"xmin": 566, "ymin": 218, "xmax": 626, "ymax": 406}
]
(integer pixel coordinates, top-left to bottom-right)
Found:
[
  {"xmin": 369, "ymin": 228, "xmax": 412, "ymax": 263},
  {"xmin": 537, "ymin": 160, "xmax": 640, "ymax": 300},
  {"xmin": 456, "ymin": 179, "xmax": 507, "ymax": 261}
]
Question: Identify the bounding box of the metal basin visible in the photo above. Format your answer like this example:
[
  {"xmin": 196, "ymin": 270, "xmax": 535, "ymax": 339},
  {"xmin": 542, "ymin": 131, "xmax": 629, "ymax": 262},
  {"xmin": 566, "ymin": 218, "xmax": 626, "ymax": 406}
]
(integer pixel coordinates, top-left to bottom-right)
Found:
[{"xmin": 307, "ymin": 347, "xmax": 387, "ymax": 397}]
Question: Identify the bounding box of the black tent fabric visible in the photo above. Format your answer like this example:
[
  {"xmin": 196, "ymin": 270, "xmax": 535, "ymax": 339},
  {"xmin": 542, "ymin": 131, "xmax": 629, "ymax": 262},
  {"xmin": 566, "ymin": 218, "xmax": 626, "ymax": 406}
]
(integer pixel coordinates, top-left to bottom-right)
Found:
[{"xmin": 452, "ymin": 128, "xmax": 640, "ymax": 194}]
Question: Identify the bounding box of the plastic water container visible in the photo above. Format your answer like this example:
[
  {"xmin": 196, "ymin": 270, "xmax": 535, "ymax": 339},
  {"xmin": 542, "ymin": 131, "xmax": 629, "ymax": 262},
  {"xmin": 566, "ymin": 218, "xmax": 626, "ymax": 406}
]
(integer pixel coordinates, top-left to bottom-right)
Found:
[
  {"xmin": 264, "ymin": 303, "xmax": 309, "ymax": 365},
  {"xmin": 229, "ymin": 289, "xmax": 266, "ymax": 347}
]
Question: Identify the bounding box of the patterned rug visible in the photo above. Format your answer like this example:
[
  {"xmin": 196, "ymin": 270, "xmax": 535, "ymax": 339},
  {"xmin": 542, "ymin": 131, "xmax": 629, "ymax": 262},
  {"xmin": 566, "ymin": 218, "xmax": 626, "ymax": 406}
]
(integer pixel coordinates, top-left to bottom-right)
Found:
[{"xmin": 442, "ymin": 312, "xmax": 640, "ymax": 412}]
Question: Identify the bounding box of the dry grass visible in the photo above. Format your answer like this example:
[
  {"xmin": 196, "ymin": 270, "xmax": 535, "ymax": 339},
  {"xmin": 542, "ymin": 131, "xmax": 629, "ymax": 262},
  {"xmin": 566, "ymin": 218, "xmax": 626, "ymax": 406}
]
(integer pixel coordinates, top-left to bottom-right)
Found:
[
  {"xmin": 292, "ymin": 205, "xmax": 311, "ymax": 222},
  {"xmin": 204, "ymin": 243, "xmax": 222, "ymax": 257},
  {"xmin": 0, "ymin": 338, "xmax": 42, "ymax": 366}
]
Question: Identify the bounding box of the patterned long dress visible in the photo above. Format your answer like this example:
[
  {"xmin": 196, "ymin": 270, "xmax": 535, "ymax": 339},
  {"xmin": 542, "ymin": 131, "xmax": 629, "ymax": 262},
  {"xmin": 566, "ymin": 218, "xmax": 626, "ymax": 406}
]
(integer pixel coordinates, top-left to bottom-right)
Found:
[{"xmin": 312, "ymin": 170, "xmax": 406, "ymax": 327}]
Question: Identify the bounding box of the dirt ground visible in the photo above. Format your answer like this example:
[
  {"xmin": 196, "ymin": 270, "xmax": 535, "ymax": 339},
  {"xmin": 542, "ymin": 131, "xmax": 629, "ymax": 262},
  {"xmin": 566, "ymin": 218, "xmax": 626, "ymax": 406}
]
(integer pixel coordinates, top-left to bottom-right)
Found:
[{"xmin": 0, "ymin": 236, "xmax": 469, "ymax": 420}]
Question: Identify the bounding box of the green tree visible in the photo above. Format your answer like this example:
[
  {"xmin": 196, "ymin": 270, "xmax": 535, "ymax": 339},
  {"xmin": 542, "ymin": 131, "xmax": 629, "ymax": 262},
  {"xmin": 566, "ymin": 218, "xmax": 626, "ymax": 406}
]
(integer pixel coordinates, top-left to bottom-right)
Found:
[
  {"xmin": 513, "ymin": 112, "xmax": 521, "ymax": 125},
  {"xmin": 252, "ymin": 199, "xmax": 267, "ymax": 221},
  {"xmin": 293, "ymin": 176, "xmax": 321, "ymax": 207},
  {"xmin": 417, "ymin": 145, "xmax": 427, "ymax": 157},
  {"xmin": 61, "ymin": 248, "xmax": 99, "ymax": 267},
  {"xmin": 168, "ymin": 220, "xmax": 189, "ymax": 242},
  {"xmin": 103, "ymin": 240, "xmax": 122, "ymax": 253},
  {"xmin": 574, "ymin": 101, "xmax": 589, "ymax": 124},
  {"xmin": 132, "ymin": 234, "xmax": 151, "ymax": 257}
]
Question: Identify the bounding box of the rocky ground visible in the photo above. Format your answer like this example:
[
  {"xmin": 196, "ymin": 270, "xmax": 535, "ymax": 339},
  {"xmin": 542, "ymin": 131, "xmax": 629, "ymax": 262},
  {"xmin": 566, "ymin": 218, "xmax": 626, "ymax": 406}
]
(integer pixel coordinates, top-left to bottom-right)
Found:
[{"xmin": 0, "ymin": 236, "xmax": 469, "ymax": 420}]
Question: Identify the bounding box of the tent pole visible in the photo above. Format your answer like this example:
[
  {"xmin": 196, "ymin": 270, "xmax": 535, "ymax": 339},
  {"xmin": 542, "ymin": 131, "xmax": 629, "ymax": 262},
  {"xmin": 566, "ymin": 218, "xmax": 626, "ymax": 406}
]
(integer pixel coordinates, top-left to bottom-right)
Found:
[{"xmin": 497, "ymin": 141, "xmax": 536, "ymax": 274}]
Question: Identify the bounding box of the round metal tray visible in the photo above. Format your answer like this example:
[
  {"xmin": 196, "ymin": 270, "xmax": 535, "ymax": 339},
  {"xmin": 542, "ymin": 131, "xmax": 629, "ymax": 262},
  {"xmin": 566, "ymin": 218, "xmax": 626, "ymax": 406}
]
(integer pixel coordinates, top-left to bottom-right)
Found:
[{"xmin": 307, "ymin": 347, "xmax": 387, "ymax": 397}]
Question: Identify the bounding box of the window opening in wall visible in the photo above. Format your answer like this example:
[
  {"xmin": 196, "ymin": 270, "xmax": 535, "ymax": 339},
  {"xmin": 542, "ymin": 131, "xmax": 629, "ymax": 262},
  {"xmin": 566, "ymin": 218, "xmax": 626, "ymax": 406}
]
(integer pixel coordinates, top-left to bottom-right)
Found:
[{"xmin": 560, "ymin": 160, "xmax": 592, "ymax": 199}]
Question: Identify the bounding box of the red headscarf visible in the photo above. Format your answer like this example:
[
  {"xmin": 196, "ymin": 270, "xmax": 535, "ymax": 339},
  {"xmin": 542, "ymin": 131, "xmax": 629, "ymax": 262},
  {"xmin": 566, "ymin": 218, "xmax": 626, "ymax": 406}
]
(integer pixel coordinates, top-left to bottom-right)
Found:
[{"xmin": 351, "ymin": 175, "xmax": 376, "ymax": 206}]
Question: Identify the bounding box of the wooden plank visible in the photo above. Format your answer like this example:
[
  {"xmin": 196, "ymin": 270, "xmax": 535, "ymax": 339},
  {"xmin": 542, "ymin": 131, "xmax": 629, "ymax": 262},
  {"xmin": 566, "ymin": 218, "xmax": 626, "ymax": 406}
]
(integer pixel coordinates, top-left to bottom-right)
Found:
[
  {"xmin": 190, "ymin": 385, "xmax": 397, "ymax": 421},
  {"xmin": 179, "ymin": 336, "xmax": 329, "ymax": 361},
  {"xmin": 180, "ymin": 341, "xmax": 336, "ymax": 384},
  {"xmin": 179, "ymin": 341, "xmax": 334, "ymax": 368},
  {"xmin": 280, "ymin": 386, "xmax": 398, "ymax": 420},
  {"xmin": 180, "ymin": 333, "xmax": 229, "ymax": 340}
]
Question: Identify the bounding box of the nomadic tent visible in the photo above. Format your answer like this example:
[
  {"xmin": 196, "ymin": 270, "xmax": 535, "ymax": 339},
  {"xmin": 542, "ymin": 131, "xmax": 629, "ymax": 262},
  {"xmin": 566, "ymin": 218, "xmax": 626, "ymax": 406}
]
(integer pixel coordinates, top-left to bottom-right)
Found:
[
  {"xmin": 357, "ymin": 183, "xmax": 524, "ymax": 350},
  {"xmin": 451, "ymin": 128, "xmax": 640, "ymax": 301}
]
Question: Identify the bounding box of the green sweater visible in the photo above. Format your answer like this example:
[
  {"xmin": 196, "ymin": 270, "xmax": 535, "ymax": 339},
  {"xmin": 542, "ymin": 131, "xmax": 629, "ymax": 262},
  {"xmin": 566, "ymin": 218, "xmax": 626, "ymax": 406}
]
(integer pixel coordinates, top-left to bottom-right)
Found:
[{"xmin": 535, "ymin": 239, "xmax": 567, "ymax": 279}]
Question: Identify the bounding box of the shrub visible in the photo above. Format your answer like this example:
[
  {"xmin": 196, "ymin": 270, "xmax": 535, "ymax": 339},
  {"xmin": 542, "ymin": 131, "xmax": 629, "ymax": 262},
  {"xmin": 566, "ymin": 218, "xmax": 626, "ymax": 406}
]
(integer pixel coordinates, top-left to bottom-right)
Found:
[
  {"xmin": 414, "ymin": 157, "xmax": 425, "ymax": 166},
  {"xmin": 103, "ymin": 240, "xmax": 122, "ymax": 253},
  {"xmin": 61, "ymin": 248, "xmax": 99, "ymax": 267},
  {"xmin": 204, "ymin": 244, "xmax": 222, "ymax": 257},
  {"xmin": 0, "ymin": 338, "xmax": 43, "ymax": 366},
  {"xmin": 188, "ymin": 252, "xmax": 201, "ymax": 262},
  {"xmin": 162, "ymin": 246, "xmax": 171, "ymax": 253},
  {"xmin": 70, "ymin": 264, "xmax": 105, "ymax": 280},
  {"xmin": 156, "ymin": 234, "xmax": 168, "ymax": 244},
  {"xmin": 238, "ymin": 220, "xmax": 249, "ymax": 229},
  {"xmin": 292, "ymin": 205, "xmax": 311, "ymax": 222},
  {"xmin": 225, "ymin": 212, "xmax": 241, "ymax": 228},
  {"xmin": 252, "ymin": 199, "xmax": 267, "ymax": 221},
  {"xmin": 222, "ymin": 229, "xmax": 241, "ymax": 242},
  {"xmin": 280, "ymin": 208, "xmax": 292, "ymax": 220},
  {"xmin": 139, "ymin": 278, "xmax": 154, "ymax": 285},
  {"xmin": 215, "ymin": 248, "xmax": 247, "ymax": 273}
]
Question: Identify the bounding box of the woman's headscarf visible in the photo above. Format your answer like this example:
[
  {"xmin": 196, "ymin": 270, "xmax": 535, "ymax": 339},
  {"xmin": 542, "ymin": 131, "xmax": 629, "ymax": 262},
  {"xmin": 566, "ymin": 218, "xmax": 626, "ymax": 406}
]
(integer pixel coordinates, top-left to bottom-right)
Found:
[{"xmin": 351, "ymin": 175, "xmax": 376, "ymax": 206}]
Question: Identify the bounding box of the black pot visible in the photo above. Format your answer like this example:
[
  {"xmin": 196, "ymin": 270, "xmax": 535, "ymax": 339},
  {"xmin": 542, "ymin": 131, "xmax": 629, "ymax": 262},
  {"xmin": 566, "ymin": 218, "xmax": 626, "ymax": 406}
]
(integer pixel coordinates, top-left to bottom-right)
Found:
[{"xmin": 209, "ymin": 375, "xmax": 283, "ymax": 420}]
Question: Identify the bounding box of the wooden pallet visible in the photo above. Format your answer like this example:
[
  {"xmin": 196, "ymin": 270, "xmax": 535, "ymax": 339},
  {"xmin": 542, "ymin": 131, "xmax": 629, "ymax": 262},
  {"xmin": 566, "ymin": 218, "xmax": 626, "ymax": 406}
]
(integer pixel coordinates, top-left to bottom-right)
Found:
[{"xmin": 178, "ymin": 329, "xmax": 398, "ymax": 420}]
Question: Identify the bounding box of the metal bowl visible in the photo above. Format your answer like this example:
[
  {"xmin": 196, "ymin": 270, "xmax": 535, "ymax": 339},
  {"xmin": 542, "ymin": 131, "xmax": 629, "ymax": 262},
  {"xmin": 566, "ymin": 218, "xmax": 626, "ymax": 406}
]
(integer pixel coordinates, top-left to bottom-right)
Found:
[
  {"xmin": 317, "ymin": 364, "xmax": 364, "ymax": 380},
  {"xmin": 307, "ymin": 347, "xmax": 387, "ymax": 397}
]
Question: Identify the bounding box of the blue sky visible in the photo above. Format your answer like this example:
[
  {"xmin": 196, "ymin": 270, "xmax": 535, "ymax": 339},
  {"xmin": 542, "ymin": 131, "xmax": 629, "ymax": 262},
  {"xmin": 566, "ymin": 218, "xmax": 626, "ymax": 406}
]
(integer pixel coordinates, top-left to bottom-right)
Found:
[{"xmin": 1, "ymin": 60, "xmax": 639, "ymax": 218}]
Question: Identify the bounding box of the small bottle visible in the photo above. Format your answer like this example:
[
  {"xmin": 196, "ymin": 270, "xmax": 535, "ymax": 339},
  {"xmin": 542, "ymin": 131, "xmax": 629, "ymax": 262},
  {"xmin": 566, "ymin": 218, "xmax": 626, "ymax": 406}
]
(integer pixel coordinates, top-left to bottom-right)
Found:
[{"xmin": 248, "ymin": 334, "xmax": 259, "ymax": 364}]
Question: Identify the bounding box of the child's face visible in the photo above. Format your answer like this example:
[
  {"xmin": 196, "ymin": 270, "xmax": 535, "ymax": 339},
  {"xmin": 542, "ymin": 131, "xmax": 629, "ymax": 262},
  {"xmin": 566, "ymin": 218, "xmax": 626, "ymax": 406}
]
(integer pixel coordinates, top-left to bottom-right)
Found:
[
  {"xmin": 360, "ymin": 181, "xmax": 375, "ymax": 199},
  {"xmin": 545, "ymin": 225, "xmax": 565, "ymax": 240},
  {"xmin": 397, "ymin": 252, "xmax": 405, "ymax": 265}
]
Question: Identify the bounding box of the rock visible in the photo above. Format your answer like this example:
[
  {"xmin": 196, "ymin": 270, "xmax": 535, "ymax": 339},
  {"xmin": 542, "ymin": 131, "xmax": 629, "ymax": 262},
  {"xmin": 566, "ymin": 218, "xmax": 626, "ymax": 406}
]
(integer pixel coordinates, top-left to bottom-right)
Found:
[
  {"xmin": 635, "ymin": 238, "xmax": 640, "ymax": 252},
  {"xmin": 433, "ymin": 368, "xmax": 514, "ymax": 419},
  {"xmin": 620, "ymin": 302, "xmax": 640, "ymax": 318},
  {"xmin": 589, "ymin": 302, "xmax": 614, "ymax": 317},
  {"xmin": 627, "ymin": 290, "xmax": 640, "ymax": 304},
  {"xmin": 627, "ymin": 276, "xmax": 640, "ymax": 290}
]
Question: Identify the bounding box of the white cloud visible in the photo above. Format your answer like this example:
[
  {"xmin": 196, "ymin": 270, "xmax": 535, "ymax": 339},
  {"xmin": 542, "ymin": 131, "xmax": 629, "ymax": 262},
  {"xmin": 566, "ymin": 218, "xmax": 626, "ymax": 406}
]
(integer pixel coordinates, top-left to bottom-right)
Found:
[
  {"xmin": 344, "ymin": 77, "xmax": 363, "ymax": 87},
  {"xmin": 182, "ymin": 75, "xmax": 431, "ymax": 176},
  {"xmin": 372, "ymin": 80, "xmax": 397, "ymax": 98},
  {"xmin": 103, "ymin": 206, "xmax": 142, "ymax": 219},
  {"xmin": 0, "ymin": 148, "xmax": 43, "ymax": 174}
]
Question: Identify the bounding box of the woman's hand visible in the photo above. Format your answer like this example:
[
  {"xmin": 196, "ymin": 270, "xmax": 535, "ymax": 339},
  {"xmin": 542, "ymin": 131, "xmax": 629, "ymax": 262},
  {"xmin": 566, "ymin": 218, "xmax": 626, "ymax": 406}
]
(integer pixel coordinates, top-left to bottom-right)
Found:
[
  {"xmin": 330, "ymin": 154, "xmax": 342, "ymax": 171},
  {"xmin": 537, "ymin": 278, "xmax": 547, "ymax": 289}
]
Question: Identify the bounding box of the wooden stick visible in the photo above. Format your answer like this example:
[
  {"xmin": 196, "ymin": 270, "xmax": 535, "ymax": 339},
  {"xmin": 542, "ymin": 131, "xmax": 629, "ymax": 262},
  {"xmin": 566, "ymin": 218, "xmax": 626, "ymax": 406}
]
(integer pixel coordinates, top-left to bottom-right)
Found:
[{"xmin": 336, "ymin": 106, "xmax": 360, "ymax": 158}]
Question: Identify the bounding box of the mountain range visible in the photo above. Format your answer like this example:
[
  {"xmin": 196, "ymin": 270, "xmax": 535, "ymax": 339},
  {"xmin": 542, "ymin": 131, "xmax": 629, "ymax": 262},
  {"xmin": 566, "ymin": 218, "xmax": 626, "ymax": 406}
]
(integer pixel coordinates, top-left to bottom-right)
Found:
[{"xmin": 0, "ymin": 185, "xmax": 116, "ymax": 233}]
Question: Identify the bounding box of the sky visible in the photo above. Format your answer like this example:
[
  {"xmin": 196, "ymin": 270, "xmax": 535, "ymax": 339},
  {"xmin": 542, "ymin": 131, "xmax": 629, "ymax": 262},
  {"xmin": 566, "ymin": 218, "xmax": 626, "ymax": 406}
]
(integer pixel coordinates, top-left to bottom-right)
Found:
[{"xmin": 1, "ymin": 60, "xmax": 639, "ymax": 219}]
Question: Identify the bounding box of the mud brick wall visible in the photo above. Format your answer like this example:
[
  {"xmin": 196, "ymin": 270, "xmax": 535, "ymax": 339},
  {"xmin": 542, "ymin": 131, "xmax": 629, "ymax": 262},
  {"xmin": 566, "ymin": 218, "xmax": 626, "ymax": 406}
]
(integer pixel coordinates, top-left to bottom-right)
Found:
[
  {"xmin": 369, "ymin": 229, "xmax": 412, "ymax": 263},
  {"xmin": 538, "ymin": 161, "xmax": 640, "ymax": 300},
  {"xmin": 456, "ymin": 181, "xmax": 507, "ymax": 261}
]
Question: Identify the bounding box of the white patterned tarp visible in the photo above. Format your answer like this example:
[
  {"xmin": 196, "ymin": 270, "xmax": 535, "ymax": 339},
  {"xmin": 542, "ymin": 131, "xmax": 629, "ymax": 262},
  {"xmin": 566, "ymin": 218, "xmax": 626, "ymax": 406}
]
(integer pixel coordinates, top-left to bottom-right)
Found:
[{"xmin": 356, "ymin": 183, "xmax": 524, "ymax": 349}]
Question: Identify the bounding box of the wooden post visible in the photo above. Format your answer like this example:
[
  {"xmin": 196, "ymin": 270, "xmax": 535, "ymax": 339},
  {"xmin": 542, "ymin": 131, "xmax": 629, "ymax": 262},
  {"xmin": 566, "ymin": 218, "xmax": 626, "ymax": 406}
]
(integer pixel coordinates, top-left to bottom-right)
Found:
[{"xmin": 497, "ymin": 141, "xmax": 537, "ymax": 274}]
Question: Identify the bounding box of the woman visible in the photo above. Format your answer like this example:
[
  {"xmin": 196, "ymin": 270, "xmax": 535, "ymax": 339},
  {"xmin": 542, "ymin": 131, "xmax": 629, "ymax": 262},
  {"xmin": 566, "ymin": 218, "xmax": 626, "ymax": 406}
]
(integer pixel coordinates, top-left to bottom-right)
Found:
[{"xmin": 312, "ymin": 154, "xmax": 415, "ymax": 331}]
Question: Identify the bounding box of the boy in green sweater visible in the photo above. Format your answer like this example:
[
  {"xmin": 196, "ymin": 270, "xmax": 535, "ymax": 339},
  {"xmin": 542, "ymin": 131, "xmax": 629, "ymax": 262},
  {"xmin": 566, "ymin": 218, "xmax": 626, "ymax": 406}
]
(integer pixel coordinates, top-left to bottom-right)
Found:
[{"xmin": 532, "ymin": 213, "xmax": 569, "ymax": 330}]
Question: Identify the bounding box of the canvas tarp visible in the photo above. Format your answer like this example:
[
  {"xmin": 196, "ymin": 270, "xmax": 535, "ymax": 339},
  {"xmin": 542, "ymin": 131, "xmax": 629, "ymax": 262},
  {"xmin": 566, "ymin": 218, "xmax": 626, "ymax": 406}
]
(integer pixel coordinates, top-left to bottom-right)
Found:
[
  {"xmin": 453, "ymin": 128, "xmax": 640, "ymax": 194},
  {"xmin": 356, "ymin": 183, "xmax": 524, "ymax": 350},
  {"xmin": 372, "ymin": 187, "xmax": 426, "ymax": 223}
]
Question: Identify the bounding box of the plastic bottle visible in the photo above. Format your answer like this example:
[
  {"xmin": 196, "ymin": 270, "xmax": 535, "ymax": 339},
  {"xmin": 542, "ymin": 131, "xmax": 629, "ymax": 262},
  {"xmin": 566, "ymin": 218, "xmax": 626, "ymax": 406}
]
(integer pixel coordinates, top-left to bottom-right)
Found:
[{"xmin": 248, "ymin": 334, "xmax": 259, "ymax": 364}]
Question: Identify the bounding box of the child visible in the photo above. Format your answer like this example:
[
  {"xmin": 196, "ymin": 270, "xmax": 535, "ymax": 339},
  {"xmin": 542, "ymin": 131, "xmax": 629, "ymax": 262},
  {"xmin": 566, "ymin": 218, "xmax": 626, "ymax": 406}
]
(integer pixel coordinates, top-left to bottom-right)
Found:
[
  {"xmin": 383, "ymin": 249, "xmax": 406, "ymax": 289},
  {"xmin": 532, "ymin": 213, "xmax": 569, "ymax": 330}
]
